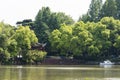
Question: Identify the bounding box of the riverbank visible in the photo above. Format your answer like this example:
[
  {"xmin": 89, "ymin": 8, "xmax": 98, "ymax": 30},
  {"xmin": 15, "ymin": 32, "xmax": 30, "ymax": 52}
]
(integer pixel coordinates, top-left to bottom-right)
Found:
[
  {"xmin": 40, "ymin": 57, "xmax": 100, "ymax": 65},
  {"xmin": 1, "ymin": 56, "xmax": 120, "ymax": 65},
  {"xmin": 40, "ymin": 56, "xmax": 120, "ymax": 65}
]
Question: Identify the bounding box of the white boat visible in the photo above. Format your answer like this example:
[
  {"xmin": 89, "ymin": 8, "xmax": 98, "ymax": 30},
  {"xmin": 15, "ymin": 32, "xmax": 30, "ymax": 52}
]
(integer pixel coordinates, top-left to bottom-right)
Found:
[{"xmin": 100, "ymin": 60, "xmax": 114, "ymax": 65}]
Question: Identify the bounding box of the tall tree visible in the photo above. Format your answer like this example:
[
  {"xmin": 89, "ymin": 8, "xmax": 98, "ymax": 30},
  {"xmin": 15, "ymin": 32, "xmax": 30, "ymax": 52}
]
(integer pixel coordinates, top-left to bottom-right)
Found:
[
  {"xmin": 34, "ymin": 7, "xmax": 74, "ymax": 43},
  {"xmin": 49, "ymin": 12, "xmax": 74, "ymax": 31},
  {"xmin": 13, "ymin": 26, "xmax": 38, "ymax": 62},
  {"xmin": 79, "ymin": 0, "xmax": 102, "ymax": 22},
  {"xmin": 115, "ymin": 0, "xmax": 120, "ymax": 19},
  {"xmin": 34, "ymin": 7, "xmax": 51, "ymax": 43},
  {"xmin": 34, "ymin": 7, "xmax": 74, "ymax": 54},
  {"xmin": 0, "ymin": 22, "xmax": 16, "ymax": 63},
  {"xmin": 78, "ymin": 13, "xmax": 90, "ymax": 23},
  {"xmin": 100, "ymin": 0, "xmax": 117, "ymax": 19},
  {"xmin": 88, "ymin": 0, "xmax": 103, "ymax": 22}
]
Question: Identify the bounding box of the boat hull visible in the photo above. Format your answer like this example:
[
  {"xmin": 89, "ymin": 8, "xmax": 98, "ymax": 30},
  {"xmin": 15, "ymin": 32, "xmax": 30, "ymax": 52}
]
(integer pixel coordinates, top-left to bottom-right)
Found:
[
  {"xmin": 99, "ymin": 60, "xmax": 114, "ymax": 65},
  {"xmin": 100, "ymin": 63, "xmax": 114, "ymax": 65}
]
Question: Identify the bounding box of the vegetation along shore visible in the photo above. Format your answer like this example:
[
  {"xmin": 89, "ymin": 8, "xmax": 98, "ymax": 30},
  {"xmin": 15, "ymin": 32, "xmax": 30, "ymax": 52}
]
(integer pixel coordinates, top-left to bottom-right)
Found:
[{"xmin": 1, "ymin": 0, "xmax": 120, "ymax": 65}]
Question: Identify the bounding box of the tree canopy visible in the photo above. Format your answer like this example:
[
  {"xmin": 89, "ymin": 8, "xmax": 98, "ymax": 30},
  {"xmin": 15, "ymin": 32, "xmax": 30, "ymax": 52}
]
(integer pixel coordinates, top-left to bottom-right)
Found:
[
  {"xmin": 0, "ymin": 22, "xmax": 46, "ymax": 64},
  {"xmin": 79, "ymin": 0, "xmax": 120, "ymax": 22},
  {"xmin": 79, "ymin": 0, "xmax": 102, "ymax": 22},
  {"xmin": 34, "ymin": 7, "xmax": 74, "ymax": 43},
  {"xmin": 49, "ymin": 17, "xmax": 120, "ymax": 60}
]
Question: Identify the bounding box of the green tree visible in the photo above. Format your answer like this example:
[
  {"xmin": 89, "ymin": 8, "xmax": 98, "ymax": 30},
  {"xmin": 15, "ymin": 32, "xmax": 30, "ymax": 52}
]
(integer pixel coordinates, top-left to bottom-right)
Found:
[
  {"xmin": 0, "ymin": 22, "xmax": 48, "ymax": 64},
  {"xmin": 26, "ymin": 50, "xmax": 47, "ymax": 64},
  {"xmin": 100, "ymin": 0, "xmax": 117, "ymax": 19},
  {"xmin": 34, "ymin": 7, "xmax": 74, "ymax": 43},
  {"xmin": 72, "ymin": 22, "xmax": 93, "ymax": 58},
  {"xmin": 49, "ymin": 12, "xmax": 74, "ymax": 30},
  {"xmin": 79, "ymin": 0, "xmax": 102, "ymax": 22},
  {"xmin": 34, "ymin": 7, "xmax": 74, "ymax": 55},
  {"xmin": 78, "ymin": 13, "xmax": 90, "ymax": 22},
  {"xmin": 0, "ymin": 22, "xmax": 16, "ymax": 63},
  {"xmin": 50, "ymin": 17, "xmax": 120, "ymax": 60},
  {"xmin": 14, "ymin": 26, "xmax": 38, "ymax": 61},
  {"xmin": 91, "ymin": 22, "xmax": 111, "ymax": 58},
  {"xmin": 100, "ymin": 17, "xmax": 120, "ymax": 56},
  {"xmin": 115, "ymin": 0, "xmax": 120, "ymax": 19},
  {"xmin": 49, "ymin": 24, "xmax": 73, "ymax": 56},
  {"xmin": 88, "ymin": 0, "xmax": 103, "ymax": 22},
  {"xmin": 34, "ymin": 7, "xmax": 51, "ymax": 43}
]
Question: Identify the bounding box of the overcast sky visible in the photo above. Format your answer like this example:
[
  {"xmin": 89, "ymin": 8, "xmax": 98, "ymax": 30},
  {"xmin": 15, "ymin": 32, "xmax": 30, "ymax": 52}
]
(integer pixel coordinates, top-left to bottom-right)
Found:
[{"xmin": 0, "ymin": 0, "xmax": 91, "ymax": 25}]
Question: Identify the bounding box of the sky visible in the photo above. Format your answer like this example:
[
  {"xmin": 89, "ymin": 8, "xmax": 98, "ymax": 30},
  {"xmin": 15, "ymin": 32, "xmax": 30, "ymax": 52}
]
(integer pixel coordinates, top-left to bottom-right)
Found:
[{"xmin": 0, "ymin": 0, "xmax": 91, "ymax": 26}]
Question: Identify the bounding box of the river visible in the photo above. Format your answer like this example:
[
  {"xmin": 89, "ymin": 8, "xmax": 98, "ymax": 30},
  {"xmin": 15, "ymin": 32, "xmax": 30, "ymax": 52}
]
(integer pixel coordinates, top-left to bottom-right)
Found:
[{"xmin": 0, "ymin": 65, "xmax": 120, "ymax": 80}]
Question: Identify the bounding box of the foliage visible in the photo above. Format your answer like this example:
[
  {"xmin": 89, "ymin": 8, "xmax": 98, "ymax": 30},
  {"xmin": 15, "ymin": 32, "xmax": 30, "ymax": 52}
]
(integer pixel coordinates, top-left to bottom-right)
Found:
[
  {"xmin": 99, "ymin": 0, "xmax": 117, "ymax": 19},
  {"xmin": 79, "ymin": 0, "xmax": 103, "ymax": 22},
  {"xmin": 34, "ymin": 7, "xmax": 74, "ymax": 42},
  {"xmin": 79, "ymin": 0, "xmax": 120, "ymax": 22},
  {"xmin": 33, "ymin": 7, "xmax": 74, "ymax": 54},
  {"xmin": 49, "ymin": 17, "xmax": 120, "ymax": 60},
  {"xmin": 88, "ymin": 0, "xmax": 102, "ymax": 22},
  {"xmin": 16, "ymin": 19, "xmax": 34, "ymax": 29},
  {"xmin": 0, "ymin": 22, "xmax": 15, "ymax": 63},
  {"xmin": 3, "ymin": 2, "xmax": 120, "ymax": 63},
  {"xmin": 14, "ymin": 26, "xmax": 38, "ymax": 50},
  {"xmin": 115, "ymin": 0, "xmax": 120, "ymax": 19},
  {"xmin": 49, "ymin": 24, "xmax": 73, "ymax": 56},
  {"xmin": 0, "ymin": 23, "xmax": 39, "ymax": 64},
  {"xmin": 25, "ymin": 50, "xmax": 47, "ymax": 64},
  {"xmin": 34, "ymin": 7, "xmax": 51, "ymax": 43},
  {"xmin": 78, "ymin": 13, "xmax": 90, "ymax": 23},
  {"xmin": 13, "ymin": 26, "xmax": 38, "ymax": 63}
]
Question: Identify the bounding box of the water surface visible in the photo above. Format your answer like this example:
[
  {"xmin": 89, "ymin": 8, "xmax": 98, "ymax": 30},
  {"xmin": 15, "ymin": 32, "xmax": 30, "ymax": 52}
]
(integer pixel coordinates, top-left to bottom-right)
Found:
[{"xmin": 0, "ymin": 65, "xmax": 120, "ymax": 80}]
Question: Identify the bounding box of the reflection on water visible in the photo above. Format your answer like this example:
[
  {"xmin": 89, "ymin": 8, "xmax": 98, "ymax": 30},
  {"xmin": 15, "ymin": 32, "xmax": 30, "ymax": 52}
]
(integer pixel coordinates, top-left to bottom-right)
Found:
[
  {"xmin": 100, "ymin": 64, "xmax": 113, "ymax": 68},
  {"xmin": 0, "ymin": 65, "xmax": 120, "ymax": 80}
]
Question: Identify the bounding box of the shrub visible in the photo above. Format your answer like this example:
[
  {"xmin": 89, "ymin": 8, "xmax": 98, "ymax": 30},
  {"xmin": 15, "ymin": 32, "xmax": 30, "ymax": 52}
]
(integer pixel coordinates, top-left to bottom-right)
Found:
[{"xmin": 26, "ymin": 50, "xmax": 47, "ymax": 64}]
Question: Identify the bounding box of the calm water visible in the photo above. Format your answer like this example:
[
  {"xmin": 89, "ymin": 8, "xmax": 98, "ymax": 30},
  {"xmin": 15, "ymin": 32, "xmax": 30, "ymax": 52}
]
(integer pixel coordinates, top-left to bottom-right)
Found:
[{"xmin": 0, "ymin": 65, "xmax": 120, "ymax": 80}]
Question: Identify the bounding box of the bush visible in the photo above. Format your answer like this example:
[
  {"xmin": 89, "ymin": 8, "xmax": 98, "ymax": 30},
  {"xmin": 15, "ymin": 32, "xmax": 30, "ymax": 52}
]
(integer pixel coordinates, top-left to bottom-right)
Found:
[{"xmin": 26, "ymin": 50, "xmax": 47, "ymax": 64}]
